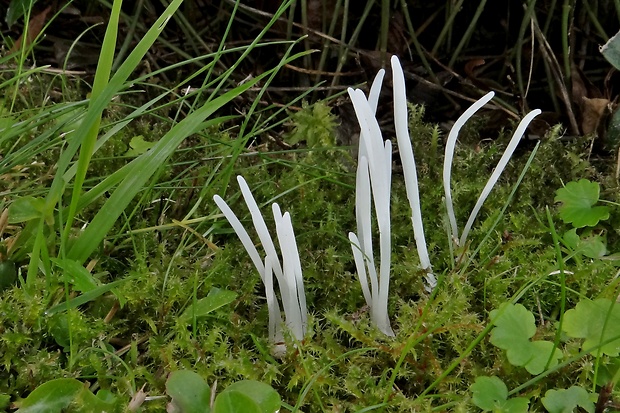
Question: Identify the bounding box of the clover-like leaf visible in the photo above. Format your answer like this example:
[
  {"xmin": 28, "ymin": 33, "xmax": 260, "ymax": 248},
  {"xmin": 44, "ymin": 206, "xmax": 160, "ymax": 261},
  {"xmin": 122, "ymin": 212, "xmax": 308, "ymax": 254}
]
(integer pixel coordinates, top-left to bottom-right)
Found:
[
  {"xmin": 563, "ymin": 228, "xmax": 607, "ymax": 259},
  {"xmin": 470, "ymin": 376, "xmax": 529, "ymax": 413},
  {"xmin": 555, "ymin": 179, "xmax": 610, "ymax": 227},
  {"xmin": 541, "ymin": 386, "xmax": 595, "ymax": 413},
  {"xmin": 562, "ymin": 298, "xmax": 620, "ymax": 356},
  {"xmin": 125, "ymin": 135, "xmax": 156, "ymax": 156},
  {"xmin": 490, "ymin": 303, "xmax": 562, "ymax": 374}
]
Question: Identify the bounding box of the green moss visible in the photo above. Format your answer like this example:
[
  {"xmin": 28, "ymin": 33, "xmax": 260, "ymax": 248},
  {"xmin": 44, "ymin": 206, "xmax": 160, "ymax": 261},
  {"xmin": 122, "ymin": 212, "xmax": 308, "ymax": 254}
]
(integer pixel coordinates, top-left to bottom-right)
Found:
[{"xmin": 5, "ymin": 71, "xmax": 620, "ymax": 410}]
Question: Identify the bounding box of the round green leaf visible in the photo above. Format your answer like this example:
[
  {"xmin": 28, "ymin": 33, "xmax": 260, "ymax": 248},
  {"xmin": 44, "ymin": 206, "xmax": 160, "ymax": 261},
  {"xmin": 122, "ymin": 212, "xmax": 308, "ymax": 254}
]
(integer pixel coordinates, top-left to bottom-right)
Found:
[
  {"xmin": 542, "ymin": 386, "xmax": 595, "ymax": 413},
  {"xmin": 215, "ymin": 381, "xmax": 280, "ymax": 413},
  {"xmin": 166, "ymin": 370, "xmax": 211, "ymax": 413},
  {"xmin": 471, "ymin": 376, "xmax": 508, "ymax": 411},
  {"xmin": 0, "ymin": 260, "xmax": 17, "ymax": 291},
  {"xmin": 562, "ymin": 298, "xmax": 620, "ymax": 356},
  {"xmin": 554, "ymin": 180, "xmax": 609, "ymax": 228}
]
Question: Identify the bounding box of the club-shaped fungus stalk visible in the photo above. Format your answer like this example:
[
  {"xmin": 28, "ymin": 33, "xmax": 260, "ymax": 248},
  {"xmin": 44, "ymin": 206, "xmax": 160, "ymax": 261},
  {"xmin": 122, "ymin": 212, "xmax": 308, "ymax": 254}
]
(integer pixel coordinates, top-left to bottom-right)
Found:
[
  {"xmin": 213, "ymin": 176, "xmax": 307, "ymax": 353},
  {"xmin": 391, "ymin": 56, "xmax": 437, "ymax": 291},
  {"xmin": 442, "ymin": 93, "xmax": 541, "ymax": 247},
  {"xmin": 348, "ymin": 71, "xmax": 395, "ymax": 337}
]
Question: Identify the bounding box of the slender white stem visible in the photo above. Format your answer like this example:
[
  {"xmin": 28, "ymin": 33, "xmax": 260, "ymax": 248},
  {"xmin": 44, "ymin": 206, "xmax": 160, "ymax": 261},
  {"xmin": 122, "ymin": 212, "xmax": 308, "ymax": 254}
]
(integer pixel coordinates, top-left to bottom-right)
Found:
[
  {"xmin": 443, "ymin": 92, "xmax": 495, "ymax": 244},
  {"xmin": 459, "ymin": 108, "xmax": 541, "ymax": 246},
  {"xmin": 368, "ymin": 69, "xmax": 385, "ymax": 114},
  {"xmin": 273, "ymin": 204, "xmax": 306, "ymax": 340},
  {"xmin": 214, "ymin": 177, "xmax": 307, "ymax": 348},
  {"xmin": 391, "ymin": 56, "xmax": 435, "ymax": 291},
  {"xmin": 264, "ymin": 256, "xmax": 283, "ymax": 344},
  {"xmin": 348, "ymin": 85, "xmax": 394, "ymax": 336},
  {"xmin": 376, "ymin": 140, "xmax": 394, "ymax": 336},
  {"xmin": 237, "ymin": 176, "xmax": 289, "ymax": 305},
  {"xmin": 213, "ymin": 194, "xmax": 283, "ymax": 343},
  {"xmin": 349, "ymin": 232, "xmax": 372, "ymax": 306},
  {"xmin": 213, "ymin": 195, "xmax": 265, "ymax": 278}
]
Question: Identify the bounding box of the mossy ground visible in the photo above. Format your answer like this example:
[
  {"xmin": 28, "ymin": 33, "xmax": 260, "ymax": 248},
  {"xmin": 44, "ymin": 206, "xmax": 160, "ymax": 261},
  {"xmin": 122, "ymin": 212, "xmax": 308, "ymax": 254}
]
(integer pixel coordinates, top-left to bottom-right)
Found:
[{"xmin": 2, "ymin": 72, "xmax": 620, "ymax": 411}]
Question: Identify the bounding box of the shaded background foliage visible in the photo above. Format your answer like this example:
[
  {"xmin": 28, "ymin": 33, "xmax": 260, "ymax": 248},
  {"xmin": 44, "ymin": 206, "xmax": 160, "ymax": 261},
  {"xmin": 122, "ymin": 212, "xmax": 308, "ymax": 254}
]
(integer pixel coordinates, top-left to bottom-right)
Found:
[{"xmin": 1, "ymin": 0, "xmax": 618, "ymax": 143}]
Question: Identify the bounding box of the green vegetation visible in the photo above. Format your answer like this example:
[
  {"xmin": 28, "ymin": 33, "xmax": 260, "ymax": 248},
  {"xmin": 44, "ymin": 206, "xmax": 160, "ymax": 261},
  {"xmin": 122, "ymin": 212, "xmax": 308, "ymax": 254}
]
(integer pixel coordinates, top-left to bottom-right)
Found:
[{"xmin": 2, "ymin": 0, "xmax": 620, "ymax": 412}]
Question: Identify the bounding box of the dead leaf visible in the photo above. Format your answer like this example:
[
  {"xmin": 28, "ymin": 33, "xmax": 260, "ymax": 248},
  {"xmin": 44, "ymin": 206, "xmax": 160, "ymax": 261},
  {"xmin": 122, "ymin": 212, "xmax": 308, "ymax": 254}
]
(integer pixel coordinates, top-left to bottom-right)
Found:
[
  {"xmin": 10, "ymin": 6, "xmax": 52, "ymax": 53},
  {"xmin": 581, "ymin": 97, "xmax": 610, "ymax": 135},
  {"xmin": 127, "ymin": 384, "xmax": 148, "ymax": 412}
]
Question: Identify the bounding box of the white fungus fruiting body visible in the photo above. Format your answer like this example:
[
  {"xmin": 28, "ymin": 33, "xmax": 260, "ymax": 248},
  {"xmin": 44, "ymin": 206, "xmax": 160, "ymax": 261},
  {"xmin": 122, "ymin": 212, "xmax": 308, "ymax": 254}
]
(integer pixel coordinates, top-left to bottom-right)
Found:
[{"xmin": 214, "ymin": 176, "xmax": 306, "ymax": 352}]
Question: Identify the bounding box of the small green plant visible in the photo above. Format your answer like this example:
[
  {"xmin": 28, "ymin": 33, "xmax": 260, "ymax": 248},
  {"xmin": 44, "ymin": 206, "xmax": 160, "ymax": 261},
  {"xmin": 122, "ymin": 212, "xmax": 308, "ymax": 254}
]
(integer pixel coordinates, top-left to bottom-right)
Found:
[
  {"xmin": 562, "ymin": 298, "xmax": 620, "ymax": 356},
  {"xmin": 489, "ymin": 303, "xmax": 562, "ymax": 375},
  {"xmin": 555, "ymin": 179, "xmax": 616, "ymax": 259},
  {"xmin": 166, "ymin": 370, "xmax": 281, "ymax": 413},
  {"xmin": 541, "ymin": 386, "xmax": 595, "ymax": 413},
  {"xmin": 13, "ymin": 371, "xmax": 281, "ymax": 413},
  {"xmin": 470, "ymin": 376, "xmax": 530, "ymax": 412},
  {"xmin": 14, "ymin": 378, "xmax": 117, "ymax": 412},
  {"xmin": 554, "ymin": 179, "xmax": 610, "ymax": 228}
]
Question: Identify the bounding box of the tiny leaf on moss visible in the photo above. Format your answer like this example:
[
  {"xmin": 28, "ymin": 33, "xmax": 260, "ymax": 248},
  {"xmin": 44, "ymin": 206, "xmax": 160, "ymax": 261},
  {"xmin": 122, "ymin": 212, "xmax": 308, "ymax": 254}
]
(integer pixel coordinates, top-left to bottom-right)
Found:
[
  {"xmin": 15, "ymin": 378, "xmax": 115, "ymax": 413},
  {"xmin": 470, "ymin": 376, "xmax": 529, "ymax": 412},
  {"xmin": 562, "ymin": 298, "xmax": 620, "ymax": 356},
  {"xmin": 554, "ymin": 179, "xmax": 609, "ymax": 227},
  {"xmin": 541, "ymin": 386, "xmax": 594, "ymax": 413},
  {"xmin": 179, "ymin": 287, "xmax": 237, "ymax": 324},
  {"xmin": 563, "ymin": 228, "xmax": 607, "ymax": 259},
  {"xmin": 166, "ymin": 370, "xmax": 211, "ymax": 413},
  {"xmin": 490, "ymin": 303, "xmax": 562, "ymax": 374}
]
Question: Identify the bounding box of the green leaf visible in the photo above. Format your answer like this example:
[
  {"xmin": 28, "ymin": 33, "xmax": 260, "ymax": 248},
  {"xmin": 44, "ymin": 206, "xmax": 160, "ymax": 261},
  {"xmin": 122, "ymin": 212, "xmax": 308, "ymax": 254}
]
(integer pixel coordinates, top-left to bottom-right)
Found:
[
  {"xmin": 47, "ymin": 313, "xmax": 71, "ymax": 348},
  {"xmin": 0, "ymin": 260, "xmax": 17, "ymax": 291},
  {"xmin": 470, "ymin": 376, "xmax": 529, "ymax": 413},
  {"xmin": 45, "ymin": 277, "xmax": 132, "ymax": 316},
  {"xmin": 67, "ymin": 79, "xmax": 264, "ymax": 264},
  {"xmin": 15, "ymin": 378, "xmax": 115, "ymax": 413},
  {"xmin": 490, "ymin": 303, "xmax": 562, "ymax": 375},
  {"xmin": 8, "ymin": 196, "xmax": 47, "ymax": 223},
  {"xmin": 51, "ymin": 258, "xmax": 99, "ymax": 292},
  {"xmin": 180, "ymin": 288, "xmax": 237, "ymax": 324},
  {"xmin": 554, "ymin": 180, "xmax": 610, "ymax": 227},
  {"xmin": 125, "ymin": 135, "xmax": 156, "ymax": 156},
  {"xmin": 541, "ymin": 386, "xmax": 595, "ymax": 413},
  {"xmin": 166, "ymin": 370, "xmax": 211, "ymax": 413},
  {"xmin": 563, "ymin": 228, "xmax": 607, "ymax": 259},
  {"xmin": 562, "ymin": 298, "xmax": 620, "ymax": 356},
  {"xmin": 214, "ymin": 381, "xmax": 280, "ymax": 413},
  {"xmin": 471, "ymin": 376, "xmax": 508, "ymax": 411},
  {"xmin": 6, "ymin": 0, "xmax": 37, "ymax": 27},
  {"xmin": 0, "ymin": 394, "xmax": 10, "ymax": 410},
  {"xmin": 601, "ymin": 30, "xmax": 620, "ymax": 71}
]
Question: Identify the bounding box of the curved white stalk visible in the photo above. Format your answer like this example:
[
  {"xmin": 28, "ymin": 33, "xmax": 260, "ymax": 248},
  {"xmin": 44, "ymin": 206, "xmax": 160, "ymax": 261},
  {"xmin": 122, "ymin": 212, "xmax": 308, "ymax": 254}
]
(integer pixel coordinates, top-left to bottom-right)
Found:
[
  {"xmin": 349, "ymin": 232, "xmax": 372, "ymax": 306},
  {"xmin": 459, "ymin": 108, "xmax": 541, "ymax": 246},
  {"xmin": 273, "ymin": 204, "xmax": 307, "ymax": 340},
  {"xmin": 213, "ymin": 195, "xmax": 266, "ymax": 279},
  {"xmin": 348, "ymin": 85, "xmax": 394, "ymax": 336},
  {"xmin": 391, "ymin": 55, "xmax": 436, "ymax": 291},
  {"xmin": 237, "ymin": 176, "xmax": 289, "ymax": 305},
  {"xmin": 214, "ymin": 177, "xmax": 307, "ymax": 350},
  {"xmin": 368, "ymin": 69, "xmax": 385, "ymax": 114},
  {"xmin": 444, "ymin": 92, "xmax": 495, "ymax": 244},
  {"xmin": 264, "ymin": 255, "xmax": 283, "ymax": 345}
]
